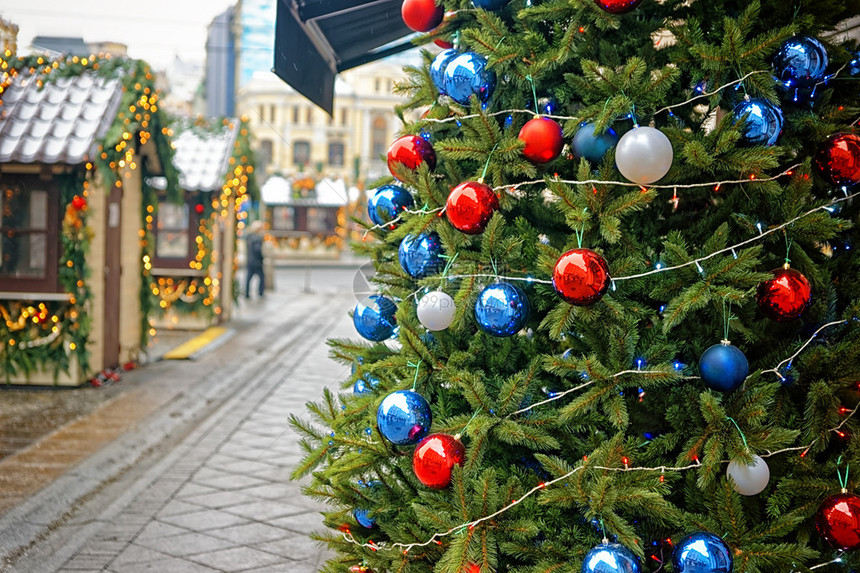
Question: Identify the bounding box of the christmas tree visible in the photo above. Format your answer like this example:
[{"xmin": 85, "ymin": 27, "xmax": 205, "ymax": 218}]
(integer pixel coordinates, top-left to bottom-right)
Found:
[{"xmin": 290, "ymin": 0, "xmax": 860, "ymax": 571}]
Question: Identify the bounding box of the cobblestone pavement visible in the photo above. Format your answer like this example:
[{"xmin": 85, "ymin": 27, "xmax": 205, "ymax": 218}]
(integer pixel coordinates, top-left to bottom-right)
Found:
[{"xmin": 0, "ymin": 266, "xmax": 362, "ymax": 572}]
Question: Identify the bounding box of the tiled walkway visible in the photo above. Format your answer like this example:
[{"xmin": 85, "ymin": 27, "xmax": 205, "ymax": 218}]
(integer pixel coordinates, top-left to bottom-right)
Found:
[{"xmin": 2, "ymin": 268, "xmax": 359, "ymax": 572}]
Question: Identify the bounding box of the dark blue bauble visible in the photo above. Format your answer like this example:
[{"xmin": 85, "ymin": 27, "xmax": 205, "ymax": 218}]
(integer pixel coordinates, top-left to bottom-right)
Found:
[
  {"xmin": 353, "ymin": 480, "xmax": 381, "ymax": 528},
  {"xmin": 672, "ymin": 532, "xmax": 733, "ymax": 573},
  {"xmin": 472, "ymin": 0, "xmax": 508, "ymax": 9},
  {"xmin": 572, "ymin": 122, "xmax": 619, "ymax": 164},
  {"xmin": 732, "ymin": 98, "xmax": 784, "ymax": 146},
  {"xmin": 430, "ymin": 49, "xmax": 459, "ymax": 94},
  {"xmin": 354, "ymin": 374, "xmax": 380, "ymax": 395},
  {"xmin": 773, "ymin": 35, "xmax": 829, "ymax": 91},
  {"xmin": 581, "ymin": 542, "xmax": 640, "ymax": 573},
  {"xmin": 353, "ymin": 295, "xmax": 398, "ymax": 341},
  {"xmin": 376, "ymin": 390, "xmax": 432, "ymax": 445},
  {"xmin": 367, "ymin": 185, "xmax": 414, "ymax": 226},
  {"xmin": 474, "ymin": 282, "xmax": 530, "ymax": 337},
  {"xmin": 398, "ymin": 233, "xmax": 445, "ymax": 278},
  {"xmin": 849, "ymin": 52, "xmax": 860, "ymax": 77},
  {"xmin": 443, "ymin": 52, "xmax": 496, "ymax": 106},
  {"xmin": 526, "ymin": 96, "xmax": 560, "ymax": 116},
  {"xmin": 699, "ymin": 342, "xmax": 748, "ymax": 392}
]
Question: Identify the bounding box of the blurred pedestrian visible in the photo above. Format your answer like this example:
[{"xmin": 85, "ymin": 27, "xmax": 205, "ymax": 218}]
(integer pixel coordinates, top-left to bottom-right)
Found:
[{"xmin": 245, "ymin": 220, "xmax": 265, "ymax": 298}]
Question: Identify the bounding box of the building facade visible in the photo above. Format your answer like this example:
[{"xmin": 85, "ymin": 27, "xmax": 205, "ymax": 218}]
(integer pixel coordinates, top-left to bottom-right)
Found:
[{"xmin": 236, "ymin": 61, "xmax": 410, "ymax": 185}]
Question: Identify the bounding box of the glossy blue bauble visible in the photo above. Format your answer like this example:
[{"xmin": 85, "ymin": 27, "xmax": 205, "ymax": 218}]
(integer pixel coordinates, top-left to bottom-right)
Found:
[
  {"xmin": 353, "ymin": 480, "xmax": 381, "ymax": 528},
  {"xmin": 367, "ymin": 185, "xmax": 414, "ymax": 226},
  {"xmin": 472, "ymin": 0, "xmax": 508, "ymax": 9},
  {"xmin": 672, "ymin": 532, "xmax": 733, "ymax": 573},
  {"xmin": 699, "ymin": 342, "xmax": 749, "ymax": 392},
  {"xmin": 572, "ymin": 122, "xmax": 619, "ymax": 164},
  {"xmin": 773, "ymin": 35, "xmax": 829, "ymax": 91},
  {"xmin": 354, "ymin": 374, "xmax": 380, "ymax": 395},
  {"xmin": 353, "ymin": 295, "xmax": 397, "ymax": 341},
  {"xmin": 398, "ymin": 232, "xmax": 445, "ymax": 278},
  {"xmin": 430, "ymin": 49, "xmax": 459, "ymax": 94},
  {"xmin": 581, "ymin": 542, "xmax": 640, "ymax": 573},
  {"xmin": 376, "ymin": 390, "xmax": 432, "ymax": 445},
  {"xmin": 474, "ymin": 283, "xmax": 530, "ymax": 337},
  {"xmin": 732, "ymin": 98, "xmax": 784, "ymax": 146},
  {"xmin": 443, "ymin": 52, "xmax": 496, "ymax": 106},
  {"xmin": 849, "ymin": 51, "xmax": 860, "ymax": 77}
]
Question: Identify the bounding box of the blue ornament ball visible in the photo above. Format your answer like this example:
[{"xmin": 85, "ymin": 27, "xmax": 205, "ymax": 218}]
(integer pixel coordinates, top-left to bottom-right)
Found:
[
  {"xmin": 474, "ymin": 282, "xmax": 530, "ymax": 337},
  {"xmin": 699, "ymin": 342, "xmax": 749, "ymax": 392},
  {"xmin": 367, "ymin": 184, "xmax": 414, "ymax": 226},
  {"xmin": 572, "ymin": 122, "xmax": 619, "ymax": 164},
  {"xmin": 430, "ymin": 49, "xmax": 459, "ymax": 94},
  {"xmin": 581, "ymin": 542, "xmax": 640, "ymax": 573},
  {"xmin": 377, "ymin": 390, "xmax": 432, "ymax": 445},
  {"xmin": 672, "ymin": 532, "xmax": 733, "ymax": 573},
  {"xmin": 732, "ymin": 98, "xmax": 784, "ymax": 146},
  {"xmin": 353, "ymin": 480, "xmax": 381, "ymax": 528},
  {"xmin": 443, "ymin": 52, "xmax": 496, "ymax": 106},
  {"xmin": 472, "ymin": 0, "xmax": 507, "ymax": 9},
  {"xmin": 849, "ymin": 52, "xmax": 860, "ymax": 77},
  {"xmin": 773, "ymin": 35, "xmax": 829, "ymax": 91},
  {"xmin": 354, "ymin": 374, "xmax": 380, "ymax": 395},
  {"xmin": 398, "ymin": 233, "xmax": 445, "ymax": 278},
  {"xmin": 527, "ymin": 96, "xmax": 560, "ymax": 116},
  {"xmin": 353, "ymin": 295, "xmax": 398, "ymax": 341}
]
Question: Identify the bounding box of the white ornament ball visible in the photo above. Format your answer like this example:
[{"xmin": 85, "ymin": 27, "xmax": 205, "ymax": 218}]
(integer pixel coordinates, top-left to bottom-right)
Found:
[
  {"xmin": 726, "ymin": 454, "xmax": 770, "ymax": 496},
  {"xmin": 615, "ymin": 126, "xmax": 674, "ymax": 184},
  {"xmin": 417, "ymin": 291, "xmax": 456, "ymax": 331}
]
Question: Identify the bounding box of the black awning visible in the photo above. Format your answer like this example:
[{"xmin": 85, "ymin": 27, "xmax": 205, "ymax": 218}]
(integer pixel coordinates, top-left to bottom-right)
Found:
[{"xmin": 274, "ymin": 0, "xmax": 416, "ymax": 114}]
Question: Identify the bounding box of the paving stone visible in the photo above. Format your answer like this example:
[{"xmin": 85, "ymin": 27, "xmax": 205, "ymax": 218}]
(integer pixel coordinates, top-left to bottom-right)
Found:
[
  {"xmin": 157, "ymin": 499, "xmax": 210, "ymax": 517},
  {"xmin": 207, "ymin": 522, "xmax": 293, "ymax": 544},
  {"xmin": 136, "ymin": 531, "xmax": 235, "ymax": 557},
  {"xmin": 193, "ymin": 473, "xmax": 270, "ymax": 490},
  {"xmin": 135, "ymin": 520, "xmax": 191, "ymax": 541},
  {"xmin": 270, "ymin": 511, "xmax": 326, "ymax": 534},
  {"xmin": 225, "ymin": 500, "xmax": 309, "ymax": 521},
  {"xmin": 180, "ymin": 490, "xmax": 261, "ymax": 510},
  {"xmin": 252, "ymin": 534, "xmax": 325, "ymax": 561},
  {"xmin": 188, "ymin": 546, "xmax": 284, "ymax": 572},
  {"xmin": 105, "ymin": 556, "xmax": 220, "ymax": 572},
  {"xmin": 160, "ymin": 509, "xmax": 251, "ymax": 531},
  {"xmin": 110, "ymin": 544, "xmax": 172, "ymax": 567},
  {"xmin": 174, "ymin": 483, "xmax": 220, "ymax": 499}
]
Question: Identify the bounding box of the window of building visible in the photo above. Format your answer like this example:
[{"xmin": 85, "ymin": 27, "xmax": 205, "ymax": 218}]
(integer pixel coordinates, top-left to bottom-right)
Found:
[
  {"xmin": 305, "ymin": 108, "xmax": 313, "ymax": 124},
  {"xmin": 374, "ymin": 78, "xmax": 381, "ymax": 93},
  {"xmin": 258, "ymin": 139, "xmax": 273, "ymax": 172},
  {"xmin": 258, "ymin": 105, "xmax": 265, "ymax": 121},
  {"xmin": 293, "ymin": 140, "xmax": 311, "ymax": 167},
  {"xmin": 292, "ymin": 106, "xmax": 299, "ymax": 123},
  {"xmin": 269, "ymin": 104, "xmax": 276, "ymax": 123},
  {"xmin": 155, "ymin": 202, "xmax": 191, "ymax": 260},
  {"xmin": 271, "ymin": 206, "xmax": 295, "ymax": 231},
  {"xmin": 371, "ymin": 116, "xmax": 387, "ymax": 158},
  {"xmin": 0, "ymin": 181, "xmax": 59, "ymax": 292},
  {"xmin": 307, "ymin": 208, "xmax": 331, "ymax": 233},
  {"xmin": 341, "ymin": 109, "xmax": 348, "ymax": 126},
  {"xmin": 328, "ymin": 141, "xmax": 344, "ymax": 166}
]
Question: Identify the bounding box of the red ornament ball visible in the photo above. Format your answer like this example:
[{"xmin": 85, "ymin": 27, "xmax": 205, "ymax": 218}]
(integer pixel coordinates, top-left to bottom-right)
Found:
[
  {"xmin": 434, "ymin": 38, "xmax": 454, "ymax": 49},
  {"xmin": 518, "ymin": 117, "xmax": 564, "ymax": 164},
  {"xmin": 552, "ymin": 248, "xmax": 610, "ymax": 305},
  {"xmin": 814, "ymin": 133, "xmax": 860, "ymax": 187},
  {"xmin": 756, "ymin": 266, "xmax": 812, "ymax": 321},
  {"xmin": 71, "ymin": 195, "xmax": 87, "ymax": 210},
  {"xmin": 593, "ymin": 0, "xmax": 644, "ymax": 14},
  {"xmin": 387, "ymin": 135, "xmax": 437, "ymax": 181},
  {"xmin": 446, "ymin": 181, "xmax": 499, "ymax": 234},
  {"xmin": 401, "ymin": 0, "xmax": 444, "ymax": 32},
  {"xmin": 413, "ymin": 433, "xmax": 465, "ymax": 489},
  {"xmin": 815, "ymin": 492, "xmax": 860, "ymax": 551}
]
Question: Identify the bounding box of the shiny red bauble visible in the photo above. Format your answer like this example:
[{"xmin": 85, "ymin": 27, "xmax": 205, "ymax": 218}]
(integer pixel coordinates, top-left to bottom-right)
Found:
[
  {"xmin": 413, "ymin": 433, "xmax": 465, "ymax": 489},
  {"xmin": 401, "ymin": 0, "xmax": 444, "ymax": 32},
  {"xmin": 71, "ymin": 195, "xmax": 87, "ymax": 210},
  {"xmin": 814, "ymin": 133, "xmax": 860, "ymax": 187},
  {"xmin": 446, "ymin": 181, "xmax": 499, "ymax": 234},
  {"xmin": 519, "ymin": 117, "xmax": 564, "ymax": 164},
  {"xmin": 434, "ymin": 38, "xmax": 454, "ymax": 49},
  {"xmin": 594, "ymin": 0, "xmax": 644, "ymax": 14},
  {"xmin": 756, "ymin": 266, "xmax": 812, "ymax": 321},
  {"xmin": 552, "ymin": 248, "xmax": 610, "ymax": 305},
  {"xmin": 387, "ymin": 135, "xmax": 437, "ymax": 180},
  {"xmin": 815, "ymin": 492, "xmax": 860, "ymax": 550}
]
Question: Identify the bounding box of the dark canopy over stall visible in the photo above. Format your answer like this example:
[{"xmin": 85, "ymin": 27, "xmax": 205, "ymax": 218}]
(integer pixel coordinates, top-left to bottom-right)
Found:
[{"xmin": 274, "ymin": 0, "xmax": 416, "ymax": 114}]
